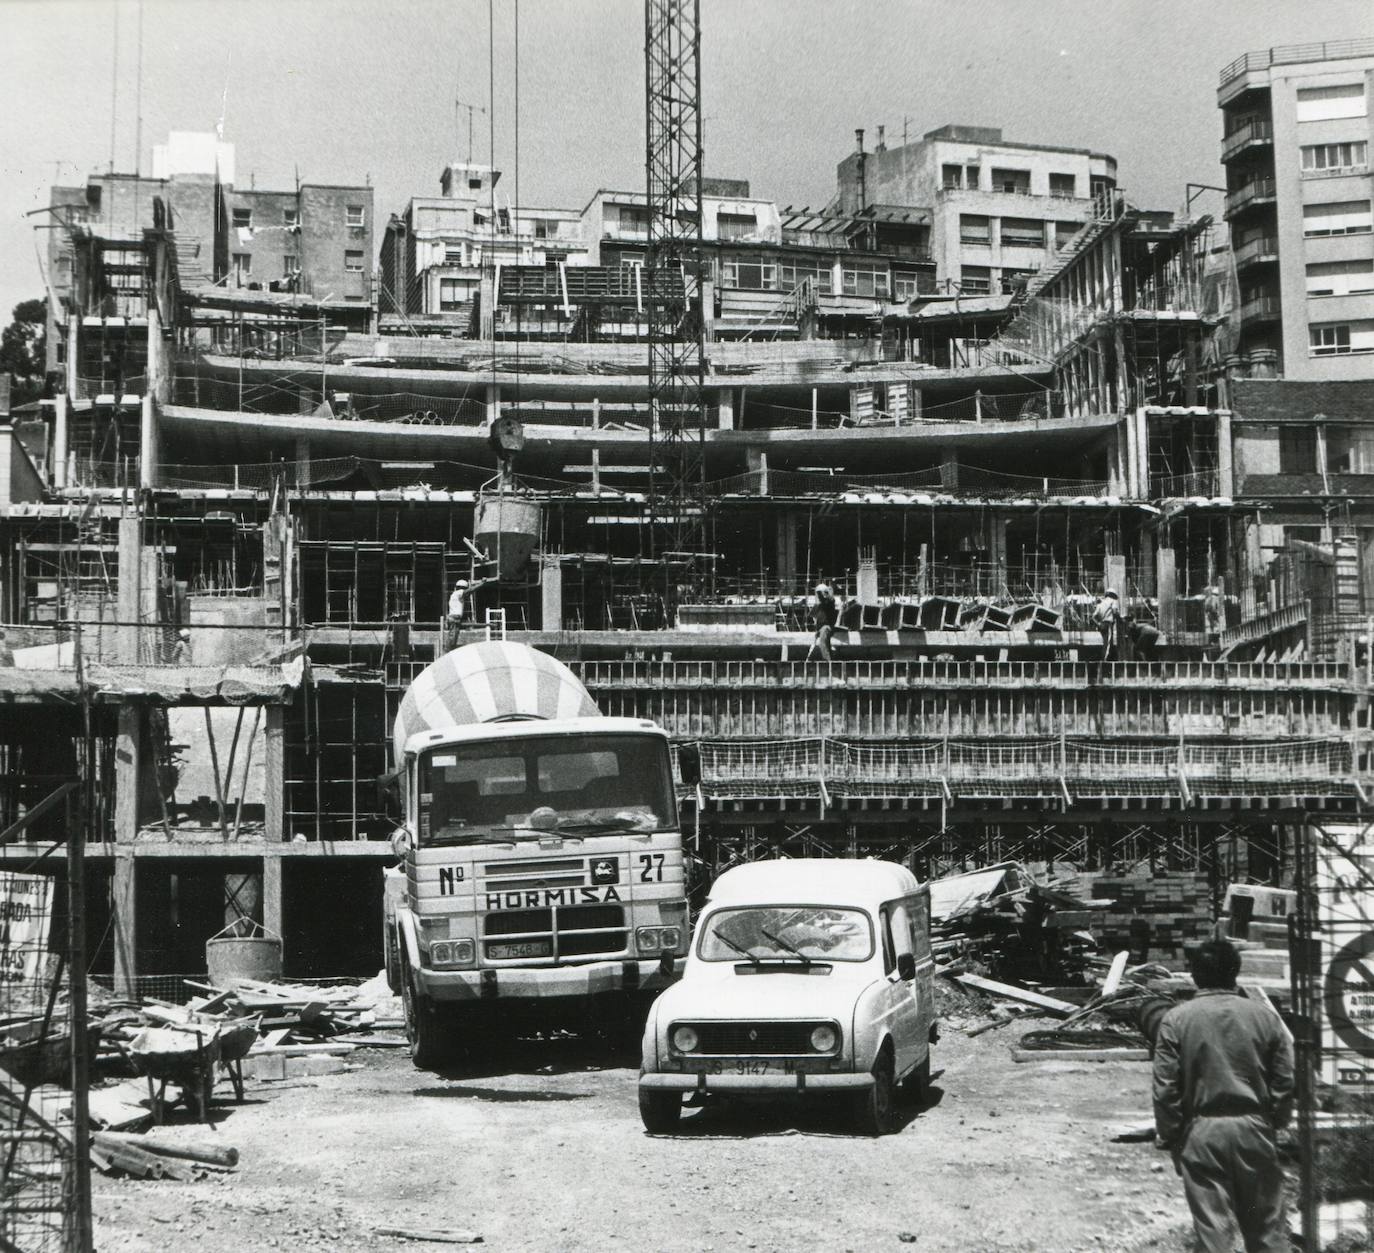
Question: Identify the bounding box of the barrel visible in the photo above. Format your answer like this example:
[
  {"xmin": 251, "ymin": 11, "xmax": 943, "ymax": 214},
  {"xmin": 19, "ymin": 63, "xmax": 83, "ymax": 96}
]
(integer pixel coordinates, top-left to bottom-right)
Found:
[{"xmin": 206, "ymin": 934, "xmax": 282, "ymax": 986}]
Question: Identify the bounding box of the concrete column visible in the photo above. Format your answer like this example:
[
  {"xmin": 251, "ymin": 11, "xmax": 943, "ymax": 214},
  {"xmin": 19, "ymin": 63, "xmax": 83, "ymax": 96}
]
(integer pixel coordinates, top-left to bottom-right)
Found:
[
  {"xmin": 910, "ymin": 387, "xmax": 923, "ymax": 421},
  {"xmin": 1105, "ymin": 553, "xmax": 1127, "ymax": 598},
  {"xmin": 1216, "ymin": 409, "xmax": 1233, "ymax": 498},
  {"xmin": 114, "ymin": 706, "xmax": 143, "ymax": 842},
  {"xmin": 540, "ymin": 554, "xmax": 564, "ymax": 631},
  {"xmin": 715, "ymin": 387, "xmax": 734, "ymax": 430},
  {"xmin": 294, "ymin": 437, "xmax": 311, "ymax": 485},
  {"xmin": 775, "ymin": 512, "xmax": 798, "ymax": 591},
  {"xmin": 484, "ymin": 384, "xmax": 502, "ymax": 428},
  {"xmin": 856, "ymin": 551, "xmax": 879, "ymax": 603},
  {"xmin": 262, "ymin": 855, "xmax": 284, "ymax": 951},
  {"xmin": 117, "ymin": 516, "xmax": 142, "ymax": 664},
  {"xmin": 139, "ymin": 394, "xmax": 157, "ymax": 489},
  {"xmin": 65, "ymin": 314, "xmax": 79, "ymax": 400},
  {"xmin": 1157, "ymin": 545, "xmax": 1177, "ymax": 635},
  {"xmin": 53, "ymin": 394, "xmax": 69, "ymax": 489},
  {"xmin": 991, "ymin": 515, "xmax": 1009, "ymax": 589},
  {"xmin": 112, "ymin": 854, "xmax": 137, "ymax": 1000},
  {"xmin": 745, "ymin": 447, "xmax": 767, "ymax": 496},
  {"xmin": 264, "ymin": 706, "xmax": 285, "ymax": 842},
  {"xmin": 1335, "ymin": 534, "xmax": 1361, "ymax": 615}
]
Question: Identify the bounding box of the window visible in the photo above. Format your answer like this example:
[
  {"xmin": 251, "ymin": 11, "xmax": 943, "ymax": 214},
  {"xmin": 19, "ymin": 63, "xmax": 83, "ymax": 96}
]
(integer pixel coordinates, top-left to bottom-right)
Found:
[
  {"xmin": 777, "ymin": 257, "xmax": 834, "ymax": 294},
  {"xmin": 1303, "ymin": 200, "xmax": 1373, "ymax": 237},
  {"xmin": 698, "ymin": 907, "xmax": 874, "ymax": 963},
  {"xmin": 1090, "ymin": 177, "xmax": 1114, "ymax": 200},
  {"xmin": 344, "ymin": 250, "xmax": 365, "ymax": 273},
  {"xmin": 346, "ymin": 205, "xmax": 366, "ymax": 228},
  {"xmin": 85, "ymin": 185, "xmax": 102, "ymax": 212},
  {"xmin": 721, "ymin": 256, "xmax": 777, "ymax": 290},
  {"xmin": 533, "ymin": 221, "xmax": 550, "ymax": 239},
  {"xmin": 716, "ymin": 212, "xmax": 758, "ymax": 240},
  {"xmin": 959, "ymin": 265, "xmax": 991, "ymax": 294},
  {"xmin": 439, "ymin": 278, "xmax": 463, "ymax": 310},
  {"xmin": 1049, "ymin": 172, "xmax": 1077, "ymax": 197},
  {"xmin": 444, "ymin": 248, "xmax": 464, "ymax": 265},
  {"xmin": 1311, "ymin": 323, "xmax": 1352, "ymax": 355},
  {"xmin": 941, "ymin": 163, "xmax": 964, "ymax": 190},
  {"xmin": 990, "ymin": 167, "xmax": 1030, "ymax": 194},
  {"xmin": 283, "ymin": 255, "xmax": 300, "ymax": 277},
  {"xmin": 616, "ymin": 204, "xmax": 650, "ymax": 234},
  {"xmin": 1301, "ymin": 142, "xmax": 1368, "ymax": 175},
  {"xmin": 1326, "ymin": 425, "xmax": 1374, "ymax": 474},
  {"xmin": 1055, "ymin": 220, "xmax": 1080, "ymax": 249},
  {"xmin": 1000, "ymin": 217, "xmax": 1045, "ymax": 248},
  {"xmin": 231, "ymin": 252, "xmax": 251, "ymax": 279},
  {"xmin": 1307, "ymin": 259, "xmax": 1374, "ymax": 297},
  {"xmin": 893, "ymin": 271, "xmax": 933, "ymax": 300},
  {"xmin": 1280, "ymin": 426, "xmax": 1317, "ymax": 472},
  {"xmin": 232, "ymin": 207, "xmax": 253, "ymax": 230},
  {"xmin": 1296, "ymin": 83, "xmax": 1366, "ymax": 123},
  {"xmin": 959, "ymin": 214, "xmax": 990, "ymax": 245},
  {"xmin": 283, "ymin": 206, "xmax": 299, "ymax": 229},
  {"xmin": 841, "ymin": 261, "xmax": 887, "ymax": 298}
]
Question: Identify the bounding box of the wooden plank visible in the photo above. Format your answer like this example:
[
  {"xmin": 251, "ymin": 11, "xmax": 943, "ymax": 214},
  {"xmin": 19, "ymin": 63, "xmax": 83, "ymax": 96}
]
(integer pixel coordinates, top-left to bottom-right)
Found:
[
  {"xmin": 374, "ymin": 1229, "xmax": 483, "ymax": 1245},
  {"xmin": 955, "ymin": 974, "xmax": 1078, "ymax": 1016},
  {"xmin": 1012, "ymin": 1048, "xmax": 1150, "ymax": 1063}
]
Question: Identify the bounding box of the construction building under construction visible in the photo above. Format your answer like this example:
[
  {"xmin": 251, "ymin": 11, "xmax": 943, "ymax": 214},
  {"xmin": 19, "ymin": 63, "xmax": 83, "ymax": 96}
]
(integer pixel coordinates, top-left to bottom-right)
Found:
[{"xmin": 2, "ymin": 126, "xmax": 1371, "ymax": 1000}]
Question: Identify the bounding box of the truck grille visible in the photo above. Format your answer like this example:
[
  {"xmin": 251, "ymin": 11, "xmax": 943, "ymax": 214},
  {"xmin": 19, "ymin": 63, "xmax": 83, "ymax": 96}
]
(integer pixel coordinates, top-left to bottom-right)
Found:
[
  {"xmin": 483, "ymin": 904, "xmax": 627, "ymax": 959},
  {"xmin": 482, "ymin": 858, "xmax": 587, "ymax": 891},
  {"xmin": 686, "ymin": 1022, "xmax": 828, "ymax": 1056}
]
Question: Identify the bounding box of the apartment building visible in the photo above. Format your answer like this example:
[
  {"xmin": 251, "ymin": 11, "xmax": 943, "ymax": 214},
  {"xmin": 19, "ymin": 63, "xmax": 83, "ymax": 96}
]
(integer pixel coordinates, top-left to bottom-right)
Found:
[
  {"xmin": 1219, "ymin": 39, "xmax": 1374, "ymax": 379},
  {"xmin": 831, "ymin": 124, "xmax": 1117, "ymax": 294},
  {"xmin": 378, "ymin": 162, "xmax": 587, "ymax": 328}
]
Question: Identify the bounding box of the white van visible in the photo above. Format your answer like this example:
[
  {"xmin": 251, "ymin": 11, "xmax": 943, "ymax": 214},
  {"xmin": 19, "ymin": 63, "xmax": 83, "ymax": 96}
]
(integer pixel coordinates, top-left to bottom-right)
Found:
[{"xmin": 638, "ymin": 858, "xmax": 937, "ymax": 1136}]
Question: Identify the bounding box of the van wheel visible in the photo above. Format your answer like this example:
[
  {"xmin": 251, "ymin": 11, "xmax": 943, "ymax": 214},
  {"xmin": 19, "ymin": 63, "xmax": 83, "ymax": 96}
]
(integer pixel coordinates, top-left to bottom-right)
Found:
[
  {"xmin": 855, "ymin": 1047, "xmax": 895, "ymax": 1136},
  {"xmin": 900, "ymin": 1055, "xmax": 931, "ymax": 1106},
  {"xmin": 639, "ymin": 1084, "xmax": 682, "ymax": 1133}
]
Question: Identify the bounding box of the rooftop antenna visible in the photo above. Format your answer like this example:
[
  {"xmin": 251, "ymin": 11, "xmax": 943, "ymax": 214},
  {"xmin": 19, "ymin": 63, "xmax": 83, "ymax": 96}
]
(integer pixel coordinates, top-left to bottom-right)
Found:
[
  {"xmin": 216, "ymin": 53, "xmax": 232, "ymax": 141},
  {"xmin": 454, "ymin": 94, "xmax": 487, "ymax": 165}
]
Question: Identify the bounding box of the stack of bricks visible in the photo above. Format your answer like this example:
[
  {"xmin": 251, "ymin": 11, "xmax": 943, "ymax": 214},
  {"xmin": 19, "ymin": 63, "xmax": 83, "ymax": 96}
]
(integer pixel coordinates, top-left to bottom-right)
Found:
[{"xmin": 1080, "ymin": 871, "xmax": 1214, "ymax": 968}]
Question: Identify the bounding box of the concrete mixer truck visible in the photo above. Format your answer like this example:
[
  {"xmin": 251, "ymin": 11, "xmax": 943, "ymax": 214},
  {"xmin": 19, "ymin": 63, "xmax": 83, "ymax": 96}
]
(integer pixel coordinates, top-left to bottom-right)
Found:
[{"xmin": 382, "ymin": 641, "xmax": 691, "ymax": 1068}]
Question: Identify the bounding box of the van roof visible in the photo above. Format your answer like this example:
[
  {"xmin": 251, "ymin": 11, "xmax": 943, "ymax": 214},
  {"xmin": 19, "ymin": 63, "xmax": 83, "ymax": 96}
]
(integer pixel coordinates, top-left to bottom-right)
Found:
[{"xmin": 706, "ymin": 858, "xmax": 921, "ymax": 907}]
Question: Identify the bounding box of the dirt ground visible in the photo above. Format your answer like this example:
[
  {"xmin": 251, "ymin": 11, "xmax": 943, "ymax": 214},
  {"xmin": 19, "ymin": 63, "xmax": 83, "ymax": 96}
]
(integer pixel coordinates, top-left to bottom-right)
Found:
[{"xmin": 86, "ymin": 1026, "xmax": 1215, "ymax": 1253}]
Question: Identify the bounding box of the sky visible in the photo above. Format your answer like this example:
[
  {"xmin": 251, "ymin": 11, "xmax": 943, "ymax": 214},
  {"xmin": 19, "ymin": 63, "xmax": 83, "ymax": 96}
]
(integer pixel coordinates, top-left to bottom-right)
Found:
[{"xmin": 1, "ymin": 0, "xmax": 1371, "ymax": 320}]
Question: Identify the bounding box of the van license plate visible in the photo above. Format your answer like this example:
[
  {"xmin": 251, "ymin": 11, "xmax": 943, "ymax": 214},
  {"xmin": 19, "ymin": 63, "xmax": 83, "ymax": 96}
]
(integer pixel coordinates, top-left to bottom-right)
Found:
[
  {"xmin": 684, "ymin": 1058, "xmax": 794, "ymax": 1075},
  {"xmin": 487, "ymin": 941, "xmax": 552, "ymax": 960}
]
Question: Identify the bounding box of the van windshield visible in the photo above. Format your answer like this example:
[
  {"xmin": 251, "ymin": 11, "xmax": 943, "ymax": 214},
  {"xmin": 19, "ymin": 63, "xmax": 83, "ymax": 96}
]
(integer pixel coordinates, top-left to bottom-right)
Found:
[
  {"xmin": 698, "ymin": 906, "xmax": 873, "ymax": 962},
  {"xmin": 418, "ymin": 732, "xmax": 676, "ymax": 845}
]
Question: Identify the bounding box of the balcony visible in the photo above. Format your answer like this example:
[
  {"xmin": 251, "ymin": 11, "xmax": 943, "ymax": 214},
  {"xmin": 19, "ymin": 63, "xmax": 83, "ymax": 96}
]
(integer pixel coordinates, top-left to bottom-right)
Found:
[
  {"xmin": 1233, "ymin": 235, "xmax": 1280, "ymax": 271},
  {"xmin": 1239, "ymin": 294, "xmax": 1282, "ymax": 324},
  {"xmin": 1225, "ymin": 177, "xmax": 1277, "ymax": 218},
  {"xmin": 1222, "ymin": 119, "xmax": 1273, "ymax": 163},
  {"xmin": 1220, "ymin": 39, "xmax": 1374, "ymax": 88}
]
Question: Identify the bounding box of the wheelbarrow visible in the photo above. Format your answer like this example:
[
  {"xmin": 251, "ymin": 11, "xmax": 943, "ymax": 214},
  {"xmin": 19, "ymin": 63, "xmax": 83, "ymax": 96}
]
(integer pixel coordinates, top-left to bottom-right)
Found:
[{"xmin": 127, "ymin": 1025, "xmax": 224, "ymax": 1123}]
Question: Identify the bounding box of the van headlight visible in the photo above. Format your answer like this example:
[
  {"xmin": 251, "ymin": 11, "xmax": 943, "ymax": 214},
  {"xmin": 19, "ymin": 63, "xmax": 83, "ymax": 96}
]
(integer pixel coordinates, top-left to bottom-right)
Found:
[
  {"xmin": 809, "ymin": 1024, "xmax": 839, "ymax": 1053},
  {"xmin": 429, "ymin": 938, "xmax": 476, "ymax": 968},
  {"xmin": 670, "ymin": 1024, "xmax": 699, "ymax": 1053}
]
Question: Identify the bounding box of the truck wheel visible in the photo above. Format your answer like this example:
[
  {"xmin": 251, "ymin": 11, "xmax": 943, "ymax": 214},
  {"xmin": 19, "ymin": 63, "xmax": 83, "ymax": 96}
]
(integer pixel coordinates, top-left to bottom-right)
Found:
[
  {"xmin": 403, "ymin": 966, "xmax": 450, "ymax": 1071},
  {"xmin": 638, "ymin": 1084, "xmax": 682, "ymax": 1133},
  {"xmin": 854, "ymin": 1047, "xmax": 895, "ymax": 1137}
]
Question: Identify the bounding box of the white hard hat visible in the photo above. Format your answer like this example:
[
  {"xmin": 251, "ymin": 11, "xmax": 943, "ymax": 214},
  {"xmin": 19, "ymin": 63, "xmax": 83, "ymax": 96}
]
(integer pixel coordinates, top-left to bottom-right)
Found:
[
  {"xmin": 454, "ymin": 579, "xmax": 469, "ymax": 588},
  {"xmin": 178, "ymin": 628, "xmax": 191, "ymax": 639},
  {"xmin": 1103, "ymin": 589, "xmax": 1119, "ymax": 600}
]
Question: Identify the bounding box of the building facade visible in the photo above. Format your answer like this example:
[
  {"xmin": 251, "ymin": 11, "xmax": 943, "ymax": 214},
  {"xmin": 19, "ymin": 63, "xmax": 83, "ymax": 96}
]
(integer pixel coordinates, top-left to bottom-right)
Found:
[
  {"xmin": 832, "ymin": 124, "xmax": 1118, "ymax": 294},
  {"xmin": 1219, "ymin": 39, "xmax": 1374, "ymax": 379}
]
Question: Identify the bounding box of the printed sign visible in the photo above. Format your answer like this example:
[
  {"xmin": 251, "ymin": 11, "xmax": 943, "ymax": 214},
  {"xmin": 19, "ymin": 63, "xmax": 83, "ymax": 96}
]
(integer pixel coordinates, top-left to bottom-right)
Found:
[
  {"xmin": 0, "ymin": 872, "xmax": 54, "ymax": 998},
  {"xmin": 1314, "ymin": 822, "xmax": 1374, "ymax": 1086}
]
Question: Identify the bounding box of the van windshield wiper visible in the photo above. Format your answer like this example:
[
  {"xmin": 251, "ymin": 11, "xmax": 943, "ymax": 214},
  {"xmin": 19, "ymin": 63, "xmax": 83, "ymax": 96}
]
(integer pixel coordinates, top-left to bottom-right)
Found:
[
  {"xmin": 713, "ymin": 931, "xmax": 762, "ymax": 967},
  {"xmin": 759, "ymin": 926, "xmax": 813, "ymax": 967}
]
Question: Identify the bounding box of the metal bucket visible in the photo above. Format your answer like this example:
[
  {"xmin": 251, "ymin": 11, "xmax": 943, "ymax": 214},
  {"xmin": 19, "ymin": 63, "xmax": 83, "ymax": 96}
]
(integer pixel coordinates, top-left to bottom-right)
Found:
[{"xmin": 206, "ymin": 926, "xmax": 283, "ymax": 986}]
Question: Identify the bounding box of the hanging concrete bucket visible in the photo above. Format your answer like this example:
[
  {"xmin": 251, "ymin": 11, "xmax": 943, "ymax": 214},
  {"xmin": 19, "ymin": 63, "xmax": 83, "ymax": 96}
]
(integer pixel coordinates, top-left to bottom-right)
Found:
[
  {"xmin": 205, "ymin": 919, "xmax": 283, "ymax": 986},
  {"xmin": 474, "ymin": 489, "xmax": 540, "ymax": 579}
]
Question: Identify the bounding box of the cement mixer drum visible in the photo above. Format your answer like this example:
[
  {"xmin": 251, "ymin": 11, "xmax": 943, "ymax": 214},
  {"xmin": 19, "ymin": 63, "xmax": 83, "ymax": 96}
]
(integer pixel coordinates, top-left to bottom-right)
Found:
[
  {"xmin": 392, "ymin": 641, "xmax": 599, "ymax": 764},
  {"xmin": 474, "ymin": 489, "xmax": 540, "ymax": 579}
]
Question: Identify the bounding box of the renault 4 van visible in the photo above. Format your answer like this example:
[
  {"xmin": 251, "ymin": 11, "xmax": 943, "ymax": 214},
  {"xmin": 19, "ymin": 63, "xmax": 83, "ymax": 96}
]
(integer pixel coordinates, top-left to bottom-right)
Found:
[{"xmin": 638, "ymin": 858, "xmax": 936, "ymax": 1136}]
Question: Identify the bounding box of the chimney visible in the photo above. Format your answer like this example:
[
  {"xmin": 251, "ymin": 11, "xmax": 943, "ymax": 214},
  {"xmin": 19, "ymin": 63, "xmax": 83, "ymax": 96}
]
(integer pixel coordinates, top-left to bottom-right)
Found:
[
  {"xmin": 855, "ymin": 128, "xmax": 865, "ymax": 154},
  {"xmin": 877, "ymin": 125, "xmax": 886, "ymax": 152},
  {"xmin": 855, "ymin": 129, "xmax": 868, "ymax": 212}
]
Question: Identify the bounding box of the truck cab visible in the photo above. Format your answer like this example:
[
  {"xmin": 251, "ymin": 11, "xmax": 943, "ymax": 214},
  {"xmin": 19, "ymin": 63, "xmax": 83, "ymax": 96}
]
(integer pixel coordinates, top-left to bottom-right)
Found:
[
  {"xmin": 383, "ymin": 643, "xmax": 690, "ymax": 1069},
  {"xmin": 638, "ymin": 858, "xmax": 936, "ymax": 1136}
]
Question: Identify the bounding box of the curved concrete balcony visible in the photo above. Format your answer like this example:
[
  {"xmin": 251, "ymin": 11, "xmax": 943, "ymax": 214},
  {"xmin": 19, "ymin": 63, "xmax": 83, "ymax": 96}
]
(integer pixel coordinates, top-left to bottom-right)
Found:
[
  {"xmin": 1222, "ymin": 119, "xmax": 1273, "ymax": 163},
  {"xmin": 1225, "ymin": 178, "xmax": 1277, "ymax": 219},
  {"xmin": 1233, "ymin": 235, "xmax": 1280, "ymax": 271}
]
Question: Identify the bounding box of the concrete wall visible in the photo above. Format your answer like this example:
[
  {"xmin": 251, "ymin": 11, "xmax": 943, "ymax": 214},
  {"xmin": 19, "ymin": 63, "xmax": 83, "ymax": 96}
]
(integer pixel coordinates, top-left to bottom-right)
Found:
[{"xmin": 298, "ymin": 184, "xmax": 374, "ymax": 305}]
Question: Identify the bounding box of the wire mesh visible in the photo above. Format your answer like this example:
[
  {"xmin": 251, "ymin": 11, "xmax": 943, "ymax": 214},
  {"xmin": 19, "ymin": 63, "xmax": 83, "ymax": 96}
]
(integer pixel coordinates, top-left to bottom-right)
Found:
[{"xmin": 0, "ymin": 870, "xmax": 77, "ymax": 1252}]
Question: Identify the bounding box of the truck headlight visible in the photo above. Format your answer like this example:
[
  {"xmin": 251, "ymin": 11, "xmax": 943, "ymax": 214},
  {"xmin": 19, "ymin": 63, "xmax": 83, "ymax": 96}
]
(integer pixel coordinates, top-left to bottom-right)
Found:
[
  {"xmin": 430, "ymin": 939, "xmax": 475, "ymax": 968},
  {"xmin": 670, "ymin": 1024, "xmax": 699, "ymax": 1053},
  {"xmin": 637, "ymin": 926, "xmax": 682, "ymax": 954},
  {"xmin": 810, "ymin": 1024, "xmax": 839, "ymax": 1053}
]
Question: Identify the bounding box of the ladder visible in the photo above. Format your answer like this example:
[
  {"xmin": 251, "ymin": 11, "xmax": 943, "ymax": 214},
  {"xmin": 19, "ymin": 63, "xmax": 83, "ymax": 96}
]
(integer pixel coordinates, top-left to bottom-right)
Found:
[{"xmin": 484, "ymin": 608, "xmax": 507, "ymax": 641}]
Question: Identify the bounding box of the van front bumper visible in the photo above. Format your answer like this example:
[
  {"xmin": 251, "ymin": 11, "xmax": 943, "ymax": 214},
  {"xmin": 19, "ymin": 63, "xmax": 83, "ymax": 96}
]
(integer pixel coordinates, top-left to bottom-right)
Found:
[
  {"xmin": 639, "ymin": 1071, "xmax": 873, "ymax": 1094},
  {"xmin": 418, "ymin": 958, "xmax": 675, "ymax": 1003}
]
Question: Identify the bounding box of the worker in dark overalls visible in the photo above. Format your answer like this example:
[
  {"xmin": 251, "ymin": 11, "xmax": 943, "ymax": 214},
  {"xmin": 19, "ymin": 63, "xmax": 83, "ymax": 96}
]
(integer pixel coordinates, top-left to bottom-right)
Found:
[{"xmin": 806, "ymin": 581, "xmax": 839, "ymax": 662}]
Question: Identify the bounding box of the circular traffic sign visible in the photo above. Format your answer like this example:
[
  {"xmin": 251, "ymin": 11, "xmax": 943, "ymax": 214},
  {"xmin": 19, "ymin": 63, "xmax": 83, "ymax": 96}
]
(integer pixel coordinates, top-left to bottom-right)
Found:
[{"xmin": 1325, "ymin": 931, "xmax": 1374, "ymax": 1058}]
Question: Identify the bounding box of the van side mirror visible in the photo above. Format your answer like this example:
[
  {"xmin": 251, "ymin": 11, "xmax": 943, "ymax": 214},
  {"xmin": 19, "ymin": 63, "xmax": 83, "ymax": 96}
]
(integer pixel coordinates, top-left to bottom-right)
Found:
[
  {"xmin": 376, "ymin": 768, "xmax": 401, "ymax": 820},
  {"xmin": 677, "ymin": 743, "xmax": 701, "ymax": 787},
  {"xmin": 897, "ymin": 952, "xmax": 916, "ymax": 982}
]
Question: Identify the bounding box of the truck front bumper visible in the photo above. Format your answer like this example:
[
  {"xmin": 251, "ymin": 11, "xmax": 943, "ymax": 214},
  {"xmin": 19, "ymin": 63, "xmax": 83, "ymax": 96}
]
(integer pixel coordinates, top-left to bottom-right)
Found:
[
  {"xmin": 417, "ymin": 958, "xmax": 676, "ymax": 1003},
  {"xmin": 639, "ymin": 1071, "xmax": 873, "ymax": 1094}
]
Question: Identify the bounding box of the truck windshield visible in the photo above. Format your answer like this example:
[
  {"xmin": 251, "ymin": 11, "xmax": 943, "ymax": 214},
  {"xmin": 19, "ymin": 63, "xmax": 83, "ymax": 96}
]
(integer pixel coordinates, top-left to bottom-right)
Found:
[
  {"xmin": 418, "ymin": 733, "xmax": 676, "ymax": 845},
  {"xmin": 698, "ymin": 906, "xmax": 873, "ymax": 962}
]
